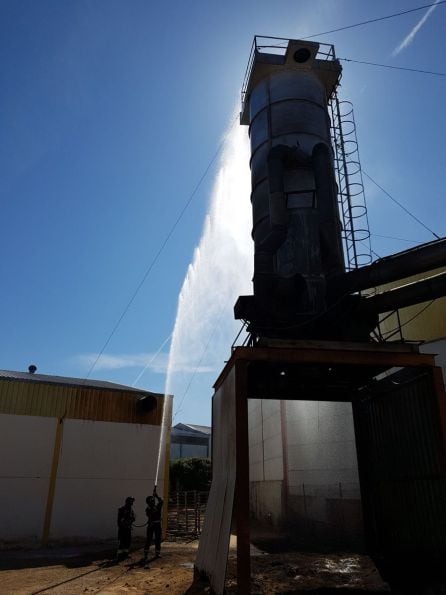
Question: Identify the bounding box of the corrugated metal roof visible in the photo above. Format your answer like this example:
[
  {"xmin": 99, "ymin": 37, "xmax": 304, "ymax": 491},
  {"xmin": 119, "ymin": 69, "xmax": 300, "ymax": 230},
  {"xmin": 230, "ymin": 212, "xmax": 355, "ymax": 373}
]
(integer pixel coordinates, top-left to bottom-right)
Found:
[
  {"xmin": 173, "ymin": 423, "xmax": 211, "ymax": 436},
  {"xmin": 0, "ymin": 369, "xmax": 157, "ymax": 396},
  {"xmin": 0, "ymin": 369, "xmax": 169, "ymax": 425}
]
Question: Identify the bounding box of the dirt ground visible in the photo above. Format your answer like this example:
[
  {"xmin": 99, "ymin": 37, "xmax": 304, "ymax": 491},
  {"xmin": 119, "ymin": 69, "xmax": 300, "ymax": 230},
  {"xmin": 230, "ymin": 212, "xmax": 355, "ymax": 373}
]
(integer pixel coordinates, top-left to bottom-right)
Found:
[{"xmin": 0, "ymin": 538, "xmax": 390, "ymax": 594}]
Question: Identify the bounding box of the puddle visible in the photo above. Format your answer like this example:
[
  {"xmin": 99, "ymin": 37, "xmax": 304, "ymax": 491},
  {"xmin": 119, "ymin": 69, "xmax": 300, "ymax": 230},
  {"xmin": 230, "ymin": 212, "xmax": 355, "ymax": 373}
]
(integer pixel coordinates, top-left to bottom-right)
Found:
[{"xmin": 179, "ymin": 562, "xmax": 194, "ymax": 569}]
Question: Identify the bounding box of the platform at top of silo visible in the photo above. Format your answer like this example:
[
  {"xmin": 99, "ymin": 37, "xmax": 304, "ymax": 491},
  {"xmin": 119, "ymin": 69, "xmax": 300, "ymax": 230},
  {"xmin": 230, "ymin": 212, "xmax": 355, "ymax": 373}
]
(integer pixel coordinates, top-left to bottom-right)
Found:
[{"xmin": 240, "ymin": 36, "xmax": 342, "ymax": 124}]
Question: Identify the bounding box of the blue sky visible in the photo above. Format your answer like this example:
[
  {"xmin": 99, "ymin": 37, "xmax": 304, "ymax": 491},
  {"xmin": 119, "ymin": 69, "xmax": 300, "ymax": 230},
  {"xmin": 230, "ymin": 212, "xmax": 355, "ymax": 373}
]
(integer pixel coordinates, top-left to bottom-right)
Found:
[{"xmin": 1, "ymin": 0, "xmax": 445, "ymax": 425}]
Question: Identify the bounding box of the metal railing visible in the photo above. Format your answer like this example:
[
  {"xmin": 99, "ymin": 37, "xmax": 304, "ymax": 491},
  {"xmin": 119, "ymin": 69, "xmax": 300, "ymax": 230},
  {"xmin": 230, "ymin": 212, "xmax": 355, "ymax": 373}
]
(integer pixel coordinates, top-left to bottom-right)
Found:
[
  {"xmin": 167, "ymin": 490, "xmax": 209, "ymax": 537},
  {"xmin": 241, "ymin": 35, "xmax": 337, "ymax": 117}
]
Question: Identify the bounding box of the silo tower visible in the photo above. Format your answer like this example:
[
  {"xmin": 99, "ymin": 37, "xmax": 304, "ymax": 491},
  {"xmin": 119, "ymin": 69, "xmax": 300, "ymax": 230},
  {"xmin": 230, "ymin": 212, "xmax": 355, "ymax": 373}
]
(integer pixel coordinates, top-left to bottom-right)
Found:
[{"xmin": 235, "ymin": 37, "xmax": 373, "ymax": 341}]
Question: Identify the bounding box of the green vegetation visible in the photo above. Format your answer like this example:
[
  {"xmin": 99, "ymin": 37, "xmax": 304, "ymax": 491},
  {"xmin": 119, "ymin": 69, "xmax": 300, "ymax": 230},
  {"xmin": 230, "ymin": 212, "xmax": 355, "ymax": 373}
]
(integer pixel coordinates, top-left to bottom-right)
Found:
[{"xmin": 169, "ymin": 457, "xmax": 211, "ymax": 492}]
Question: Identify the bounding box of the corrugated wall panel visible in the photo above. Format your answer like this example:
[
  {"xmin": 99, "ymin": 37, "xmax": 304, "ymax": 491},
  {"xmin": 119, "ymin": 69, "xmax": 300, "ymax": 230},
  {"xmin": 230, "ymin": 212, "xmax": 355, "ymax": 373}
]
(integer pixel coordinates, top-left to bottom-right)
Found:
[
  {"xmin": 0, "ymin": 380, "xmax": 164, "ymax": 425},
  {"xmin": 353, "ymin": 366, "xmax": 446, "ymax": 582}
]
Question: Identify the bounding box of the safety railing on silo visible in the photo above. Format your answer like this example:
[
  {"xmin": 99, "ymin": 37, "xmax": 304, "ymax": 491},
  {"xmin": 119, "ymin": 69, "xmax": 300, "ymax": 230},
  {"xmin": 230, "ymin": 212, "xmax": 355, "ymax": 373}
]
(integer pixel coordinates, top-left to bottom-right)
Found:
[{"xmin": 241, "ymin": 36, "xmax": 337, "ymax": 118}]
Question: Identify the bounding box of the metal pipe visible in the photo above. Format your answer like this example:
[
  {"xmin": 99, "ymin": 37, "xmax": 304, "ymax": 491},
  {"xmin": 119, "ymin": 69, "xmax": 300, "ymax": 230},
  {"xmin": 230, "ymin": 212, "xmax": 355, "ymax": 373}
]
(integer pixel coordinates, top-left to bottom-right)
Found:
[
  {"xmin": 253, "ymin": 145, "xmax": 308, "ymax": 310},
  {"xmin": 330, "ymin": 238, "xmax": 446, "ymax": 295},
  {"xmin": 312, "ymin": 142, "xmax": 344, "ymax": 276},
  {"xmin": 363, "ymin": 271, "xmax": 446, "ymax": 313},
  {"xmin": 257, "ymin": 145, "xmax": 298, "ymax": 253}
]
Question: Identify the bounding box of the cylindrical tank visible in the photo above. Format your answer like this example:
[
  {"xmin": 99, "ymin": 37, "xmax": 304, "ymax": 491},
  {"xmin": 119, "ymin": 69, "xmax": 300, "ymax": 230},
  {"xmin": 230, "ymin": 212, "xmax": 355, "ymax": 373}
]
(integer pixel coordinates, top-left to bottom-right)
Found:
[{"xmin": 241, "ymin": 39, "xmax": 344, "ymax": 330}]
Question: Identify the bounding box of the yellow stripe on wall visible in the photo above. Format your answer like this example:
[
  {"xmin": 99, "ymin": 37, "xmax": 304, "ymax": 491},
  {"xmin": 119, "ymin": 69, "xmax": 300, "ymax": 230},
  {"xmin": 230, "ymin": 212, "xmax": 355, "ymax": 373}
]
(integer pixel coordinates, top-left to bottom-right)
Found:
[{"xmin": 41, "ymin": 417, "xmax": 64, "ymax": 545}]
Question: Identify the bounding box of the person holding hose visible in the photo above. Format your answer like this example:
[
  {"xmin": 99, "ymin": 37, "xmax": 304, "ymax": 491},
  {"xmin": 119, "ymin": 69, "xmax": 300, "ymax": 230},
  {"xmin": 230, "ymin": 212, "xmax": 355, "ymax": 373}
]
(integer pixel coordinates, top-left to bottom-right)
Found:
[{"xmin": 144, "ymin": 486, "xmax": 163, "ymax": 560}]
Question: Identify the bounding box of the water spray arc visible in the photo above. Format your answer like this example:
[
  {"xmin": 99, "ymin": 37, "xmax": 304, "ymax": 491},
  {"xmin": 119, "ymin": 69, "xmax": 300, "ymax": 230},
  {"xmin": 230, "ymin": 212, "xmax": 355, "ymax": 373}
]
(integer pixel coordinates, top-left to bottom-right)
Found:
[
  {"xmin": 164, "ymin": 116, "xmax": 252, "ymax": 416},
  {"xmin": 153, "ymin": 116, "xmax": 252, "ymax": 486}
]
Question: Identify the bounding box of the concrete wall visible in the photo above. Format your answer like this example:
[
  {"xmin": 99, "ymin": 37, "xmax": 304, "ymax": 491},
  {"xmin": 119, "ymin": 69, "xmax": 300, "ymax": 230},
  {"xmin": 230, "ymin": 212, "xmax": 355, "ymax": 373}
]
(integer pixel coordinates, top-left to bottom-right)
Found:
[
  {"xmin": 284, "ymin": 400, "xmax": 362, "ymax": 546},
  {"xmin": 248, "ymin": 399, "xmax": 284, "ymax": 526},
  {"xmin": 0, "ymin": 415, "xmax": 55, "ymax": 543},
  {"xmin": 248, "ymin": 399, "xmax": 362, "ymax": 545},
  {"xmin": 248, "ymin": 399, "xmax": 283, "ymax": 483},
  {"xmin": 50, "ymin": 419, "xmax": 162, "ymax": 541},
  {"xmin": 285, "ymin": 400, "xmax": 359, "ymax": 492},
  {"xmin": 0, "ymin": 415, "xmax": 165, "ymax": 545},
  {"xmin": 250, "ymin": 480, "xmax": 283, "ymax": 527}
]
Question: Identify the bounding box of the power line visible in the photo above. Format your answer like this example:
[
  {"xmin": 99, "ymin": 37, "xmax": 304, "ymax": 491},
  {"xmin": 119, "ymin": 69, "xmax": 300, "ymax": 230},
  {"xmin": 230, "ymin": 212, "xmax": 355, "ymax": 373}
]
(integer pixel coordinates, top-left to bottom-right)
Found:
[
  {"xmin": 301, "ymin": 1, "xmax": 446, "ymax": 40},
  {"xmin": 131, "ymin": 333, "xmax": 172, "ymax": 387},
  {"xmin": 363, "ymin": 171, "xmax": 441, "ymax": 240},
  {"xmin": 381, "ymin": 300, "xmax": 436, "ymax": 339},
  {"xmin": 84, "ymin": 133, "xmax": 228, "ymax": 381},
  {"xmin": 371, "ymin": 233, "xmax": 422, "ymax": 244},
  {"xmin": 340, "ymin": 57, "xmax": 446, "ymax": 77}
]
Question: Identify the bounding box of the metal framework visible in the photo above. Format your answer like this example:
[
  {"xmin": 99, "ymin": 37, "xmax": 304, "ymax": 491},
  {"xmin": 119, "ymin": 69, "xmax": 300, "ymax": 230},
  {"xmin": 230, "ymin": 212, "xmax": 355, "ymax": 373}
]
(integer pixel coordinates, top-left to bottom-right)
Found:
[{"xmin": 195, "ymin": 342, "xmax": 444, "ymax": 594}]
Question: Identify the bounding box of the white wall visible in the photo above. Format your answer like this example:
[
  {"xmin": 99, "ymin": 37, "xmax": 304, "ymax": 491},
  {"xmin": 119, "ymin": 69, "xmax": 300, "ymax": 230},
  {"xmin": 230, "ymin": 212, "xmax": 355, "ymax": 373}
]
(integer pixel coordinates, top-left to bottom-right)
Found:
[
  {"xmin": 50, "ymin": 419, "xmax": 162, "ymax": 540},
  {"xmin": 0, "ymin": 416, "xmax": 166, "ymax": 544},
  {"xmin": 248, "ymin": 399, "xmax": 360, "ymax": 532},
  {"xmin": 420, "ymin": 338, "xmax": 446, "ymax": 383},
  {"xmin": 0, "ymin": 415, "xmax": 55, "ymax": 543},
  {"xmin": 285, "ymin": 401, "xmax": 359, "ymax": 497},
  {"xmin": 248, "ymin": 399, "xmax": 283, "ymax": 483}
]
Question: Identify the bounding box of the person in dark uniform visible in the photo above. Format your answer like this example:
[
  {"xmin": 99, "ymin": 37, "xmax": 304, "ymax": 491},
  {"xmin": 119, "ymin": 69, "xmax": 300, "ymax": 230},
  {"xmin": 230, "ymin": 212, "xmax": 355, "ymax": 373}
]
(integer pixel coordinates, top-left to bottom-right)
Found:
[
  {"xmin": 117, "ymin": 496, "xmax": 135, "ymax": 559},
  {"xmin": 144, "ymin": 487, "xmax": 163, "ymax": 560}
]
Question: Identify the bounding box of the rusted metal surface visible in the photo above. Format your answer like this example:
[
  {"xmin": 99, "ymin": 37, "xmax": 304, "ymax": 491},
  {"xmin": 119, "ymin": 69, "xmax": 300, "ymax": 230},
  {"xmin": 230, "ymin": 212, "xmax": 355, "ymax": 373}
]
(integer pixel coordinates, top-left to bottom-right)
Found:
[
  {"xmin": 353, "ymin": 366, "xmax": 446, "ymax": 587},
  {"xmin": 0, "ymin": 379, "xmax": 164, "ymax": 425},
  {"xmin": 215, "ymin": 343, "xmax": 433, "ymax": 392}
]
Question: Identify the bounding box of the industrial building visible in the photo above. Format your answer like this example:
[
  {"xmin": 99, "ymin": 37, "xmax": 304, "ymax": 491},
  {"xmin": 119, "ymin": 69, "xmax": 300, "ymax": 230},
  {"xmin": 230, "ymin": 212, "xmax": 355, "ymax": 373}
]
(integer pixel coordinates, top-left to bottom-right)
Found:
[
  {"xmin": 197, "ymin": 35, "xmax": 446, "ymax": 594},
  {"xmin": 0, "ymin": 367, "xmax": 172, "ymax": 547},
  {"xmin": 248, "ymin": 270, "xmax": 446, "ymax": 547},
  {"xmin": 170, "ymin": 423, "xmax": 211, "ymax": 459}
]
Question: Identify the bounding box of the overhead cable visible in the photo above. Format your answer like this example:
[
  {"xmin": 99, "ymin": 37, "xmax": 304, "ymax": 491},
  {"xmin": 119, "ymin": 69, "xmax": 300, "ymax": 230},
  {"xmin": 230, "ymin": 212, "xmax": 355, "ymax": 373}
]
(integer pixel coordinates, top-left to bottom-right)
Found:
[
  {"xmin": 84, "ymin": 132, "xmax": 228, "ymax": 381},
  {"xmin": 371, "ymin": 233, "xmax": 422, "ymax": 244},
  {"xmin": 340, "ymin": 57, "xmax": 446, "ymax": 77},
  {"xmin": 131, "ymin": 332, "xmax": 172, "ymax": 387},
  {"xmin": 302, "ymin": 1, "xmax": 446, "ymax": 40},
  {"xmin": 363, "ymin": 171, "xmax": 441, "ymax": 240},
  {"xmin": 381, "ymin": 300, "xmax": 436, "ymax": 339}
]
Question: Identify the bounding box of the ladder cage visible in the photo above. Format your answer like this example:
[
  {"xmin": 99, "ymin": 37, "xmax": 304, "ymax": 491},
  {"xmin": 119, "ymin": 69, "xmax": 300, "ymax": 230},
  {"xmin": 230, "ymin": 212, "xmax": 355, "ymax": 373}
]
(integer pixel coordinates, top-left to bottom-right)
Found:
[{"xmin": 329, "ymin": 93, "xmax": 372, "ymax": 272}]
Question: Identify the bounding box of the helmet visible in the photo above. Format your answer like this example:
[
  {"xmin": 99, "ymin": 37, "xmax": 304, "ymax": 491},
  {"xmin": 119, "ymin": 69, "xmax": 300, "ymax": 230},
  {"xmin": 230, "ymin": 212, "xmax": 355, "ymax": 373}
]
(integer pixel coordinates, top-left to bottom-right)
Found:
[
  {"xmin": 146, "ymin": 496, "xmax": 155, "ymax": 506},
  {"xmin": 125, "ymin": 496, "xmax": 135, "ymax": 505}
]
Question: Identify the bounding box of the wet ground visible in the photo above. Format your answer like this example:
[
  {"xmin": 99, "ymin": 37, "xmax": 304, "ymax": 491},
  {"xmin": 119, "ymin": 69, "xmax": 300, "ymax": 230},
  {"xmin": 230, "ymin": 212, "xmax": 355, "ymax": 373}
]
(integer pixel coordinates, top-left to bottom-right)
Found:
[
  {"xmin": 0, "ymin": 539, "xmax": 390, "ymax": 594},
  {"xmin": 226, "ymin": 549, "xmax": 389, "ymax": 594}
]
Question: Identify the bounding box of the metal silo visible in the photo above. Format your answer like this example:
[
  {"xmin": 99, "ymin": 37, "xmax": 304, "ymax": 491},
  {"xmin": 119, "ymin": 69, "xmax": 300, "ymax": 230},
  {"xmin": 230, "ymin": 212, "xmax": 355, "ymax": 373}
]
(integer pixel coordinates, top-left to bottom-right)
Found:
[{"xmin": 236, "ymin": 38, "xmax": 345, "ymax": 338}]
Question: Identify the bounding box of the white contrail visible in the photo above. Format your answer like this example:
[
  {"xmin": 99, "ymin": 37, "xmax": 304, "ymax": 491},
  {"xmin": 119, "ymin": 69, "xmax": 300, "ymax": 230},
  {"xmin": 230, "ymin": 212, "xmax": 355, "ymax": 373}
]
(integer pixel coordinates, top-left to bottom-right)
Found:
[{"xmin": 393, "ymin": 0, "xmax": 440, "ymax": 56}]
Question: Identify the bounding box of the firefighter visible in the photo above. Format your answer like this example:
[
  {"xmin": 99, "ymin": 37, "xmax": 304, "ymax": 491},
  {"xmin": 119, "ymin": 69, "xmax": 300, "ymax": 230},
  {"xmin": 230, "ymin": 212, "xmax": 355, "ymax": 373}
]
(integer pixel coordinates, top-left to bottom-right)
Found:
[
  {"xmin": 117, "ymin": 496, "xmax": 135, "ymax": 559},
  {"xmin": 144, "ymin": 486, "xmax": 163, "ymax": 560}
]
